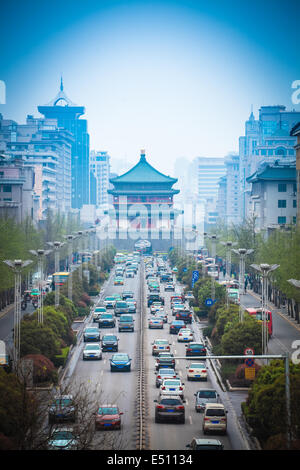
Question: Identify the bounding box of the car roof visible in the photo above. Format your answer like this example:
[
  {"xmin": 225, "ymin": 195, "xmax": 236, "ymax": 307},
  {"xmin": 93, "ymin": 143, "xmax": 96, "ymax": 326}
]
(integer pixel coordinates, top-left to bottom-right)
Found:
[
  {"xmin": 159, "ymin": 395, "xmax": 182, "ymax": 400},
  {"xmin": 204, "ymin": 403, "xmax": 225, "ymax": 409},
  {"xmin": 193, "ymin": 438, "xmax": 222, "ymax": 445}
]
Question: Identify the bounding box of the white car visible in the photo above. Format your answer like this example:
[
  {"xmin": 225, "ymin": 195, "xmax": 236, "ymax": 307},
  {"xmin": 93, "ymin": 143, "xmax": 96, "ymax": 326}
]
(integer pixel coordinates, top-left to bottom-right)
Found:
[
  {"xmin": 103, "ymin": 297, "xmax": 116, "ymax": 309},
  {"xmin": 186, "ymin": 362, "xmax": 207, "ymax": 381},
  {"xmin": 155, "ymin": 311, "xmax": 168, "ymax": 323},
  {"xmin": 148, "ymin": 317, "xmax": 164, "ymax": 329},
  {"xmin": 93, "ymin": 306, "xmax": 106, "ymax": 322},
  {"xmin": 82, "ymin": 343, "xmax": 102, "ymax": 360},
  {"xmin": 152, "ymin": 338, "xmax": 171, "ymax": 356},
  {"xmin": 177, "ymin": 328, "xmax": 193, "ymax": 342},
  {"xmin": 159, "ymin": 378, "xmax": 185, "ymax": 399}
]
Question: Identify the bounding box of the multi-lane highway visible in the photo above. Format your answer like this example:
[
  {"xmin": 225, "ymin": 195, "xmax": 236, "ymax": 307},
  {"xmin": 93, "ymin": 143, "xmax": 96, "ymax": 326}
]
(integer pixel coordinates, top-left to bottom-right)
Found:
[{"xmin": 62, "ymin": 255, "xmax": 251, "ymax": 450}]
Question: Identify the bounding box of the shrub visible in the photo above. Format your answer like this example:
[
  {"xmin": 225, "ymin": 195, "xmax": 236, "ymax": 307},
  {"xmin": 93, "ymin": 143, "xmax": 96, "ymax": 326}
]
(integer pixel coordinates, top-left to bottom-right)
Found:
[{"xmin": 21, "ymin": 354, "xmax": 56, "ymax": 384}]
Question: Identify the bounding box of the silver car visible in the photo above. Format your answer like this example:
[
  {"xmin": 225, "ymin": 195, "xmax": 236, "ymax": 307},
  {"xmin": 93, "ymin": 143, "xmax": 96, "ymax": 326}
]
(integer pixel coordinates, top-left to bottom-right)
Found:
[{"xmin": 194, "ymin": 389, "xmax": 220, "ymax": 412}]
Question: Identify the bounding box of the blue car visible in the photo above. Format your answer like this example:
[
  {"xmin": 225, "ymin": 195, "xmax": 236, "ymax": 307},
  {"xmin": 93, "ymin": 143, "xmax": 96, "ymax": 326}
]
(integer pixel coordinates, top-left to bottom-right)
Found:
[
  {"xmin": 110, "ymin": 353, "xmax": 132, "ymax": 372},
  {"xmin": 169, "ymin": 320, "xmax": 186, "ymax": 334}
]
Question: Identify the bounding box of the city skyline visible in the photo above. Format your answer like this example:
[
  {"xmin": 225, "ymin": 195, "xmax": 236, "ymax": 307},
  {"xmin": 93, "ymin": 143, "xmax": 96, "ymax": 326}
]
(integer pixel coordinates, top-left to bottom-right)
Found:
[{"xmin": 1, "ymin": 0, "xmax": 300, "ymax": 174}]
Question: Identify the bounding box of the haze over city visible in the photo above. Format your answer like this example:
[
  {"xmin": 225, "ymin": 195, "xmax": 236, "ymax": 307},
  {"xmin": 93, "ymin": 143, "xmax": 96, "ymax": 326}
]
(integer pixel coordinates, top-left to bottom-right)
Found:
[{"xmin": 1, "ymin": 0, "xmax": 300, "ymax": 173}]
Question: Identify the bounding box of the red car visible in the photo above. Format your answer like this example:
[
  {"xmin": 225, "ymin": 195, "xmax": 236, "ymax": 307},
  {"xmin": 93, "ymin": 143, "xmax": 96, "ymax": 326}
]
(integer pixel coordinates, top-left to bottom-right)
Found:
[{"xmin": 95, "ymin": 405, "xmax": 123, "ymax": 430}]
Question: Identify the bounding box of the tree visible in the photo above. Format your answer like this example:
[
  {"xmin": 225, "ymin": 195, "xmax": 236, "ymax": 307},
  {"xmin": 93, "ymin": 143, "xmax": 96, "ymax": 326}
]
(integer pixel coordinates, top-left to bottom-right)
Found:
[{"xmin": 220, "ymin": 316, "xmax": 262, "ymax": 356}]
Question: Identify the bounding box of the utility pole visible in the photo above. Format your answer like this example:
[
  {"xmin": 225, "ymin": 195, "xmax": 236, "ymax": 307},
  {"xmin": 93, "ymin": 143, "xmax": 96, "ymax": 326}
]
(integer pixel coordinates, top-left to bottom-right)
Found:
[
  {"xmin": 251, "ymin": 263, "xmax": 280, "ymax": 355},
  {"xmin": 3, "ymin": 259, "xmax": 32, "ymax": 368},
  {"xmin": 232, "ymin": 248, "xmax": 254, "ymax": 321},
  {"xmin": 47, "ymin": 241, "xmax": 65, "ymax": 307},
  {"xmin": 29, "ymin": 249, "xmax": 52, "ymax": 323}
]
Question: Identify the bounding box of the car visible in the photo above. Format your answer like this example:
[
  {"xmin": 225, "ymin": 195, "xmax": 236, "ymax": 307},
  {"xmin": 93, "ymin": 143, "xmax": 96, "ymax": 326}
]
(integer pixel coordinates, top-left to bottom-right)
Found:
[
  {"xmin": 98, "ymin": 312, "xmax": 116, "ymax": 328},
  {"xmin": 103, "ymin": 296, "xmax": 116, "ymax": 309},
  {"xmin": 177, "ymin": 328, "xmax": 193, "ymax": 342},
  {"xmin": 152, "ymin": 338, "xmax": 171, "ymax": 356},
  {"xmin": 155, "ymin": 311, "xmax": 168, "ymax": 323},
  {"xmin": 83, "ymin": 327, "xmax": 100, "ymax": 342},
  {"xmin": 147, "ymin": 294, "xmax": 164, "ymax": 307},
  {"xmin": 83, "ymin": 343, "xmax": 102, "ymax": 360},
  {"xmin": 155, "ymin": 352, "xmax": 175, "ymax": 370},
  {"xmin": 175, "ymin": 309, "xmax": 193, "ymax": 324},
  {"xmin": 48, "ymin": 395, "xmax": 76, "ymax": 424},
  {"xmin": 172, "ymin": 304, "xmax": 186, "ymax": 316},
  {"xmin": 118, "ymin": 314, "xmax": 135, "ymax": 332},
  {"xmin": 95, "ymin": 405, "xmax": 124, "ymax": 430},
  {"xmin": 186, "ymin": 362, "xmax": 207, "ymax": 380},
  {"xmin": 154, "ymin": 395, "xmax": 185, "ymax": 424},
  {"xmin": 114, "ymin": 301, "xmax": 129, "ymax": 316},
  {"xmin": 185, "ymin": 291, "xmax": 195, "ymax": 301},
  {"xmin": 126, "ymin": 270, "xmax": 134, "ymax": 278},
  {"xmin": 114, "ymin": 276, "xmax": 124, "ymax": 286},
  {"xmin": 110, "ymin": 353, "xmax": 132, "ymax": 371},
  {"xmin": 186, "ymin": 438, "xmax": 224, "ymax": 450},
  {"xmin": 92, "ymin": 306, "xmax": 107, "ymax": 322},
  {"xmin": 148, "ymin": 316, "xmax": 164, "ymax": 329},
  {"xmin": 48, "ymin": 427, "xmax": 77, "ymax": 450},
  {"xmin": 202, "ymin": 403, "xmax": 228, "ymax": 435},
  {"xmin": 126, "ymin": 301, "xmax": 136, "ymax": 313},
  {"xmin": 159, "ymin": 378, "xmax": 185, "ymax": 399},
  {"xmin": 150, "ymin": 302, "xmax": 163, "ymax": 313},
  {"xmin": 101, "ymin": 334, "xmax": 119, "ymax": 352},
  {"xmin": 155, "ymin": 368, "xmax": 178, "ymax": 388},
  {"xmin": 185, "ymin": 342, "xmax": 207, "ymax": 357},
  {"xmin": 169, "ymin": 320, "xmax": 186, "ymax": 334},
  {"xmin": 194, "ymin": 389, "xmax": 220, "ymax": 412},
  {"xmin": 122, "ymin": 291, "xmax": 134, "ymax": 300},
  {"xmin": 164, "ymin": 283, "xmax": 175, "ymax": 292}
]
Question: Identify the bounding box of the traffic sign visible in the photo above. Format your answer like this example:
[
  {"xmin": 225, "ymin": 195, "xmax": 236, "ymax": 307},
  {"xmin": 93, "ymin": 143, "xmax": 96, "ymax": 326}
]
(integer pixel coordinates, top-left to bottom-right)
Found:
[
  {"xmin": 244, "ymin": 347, "xmax": 254, "ymax": 356},
  {"xmin": 245, "ymin": 367, "xmax": 256, "ymax": 380},
  {"xmin": 245, "ymin": 357, "xmax": 255, "ymax": 367},
  {"xmin": 205, "ymin": 298, "xmax": 214, "ymax": 307},
  {"xmin": 192, "ymin": 270, "xmax": 200, "ymax": 287}
]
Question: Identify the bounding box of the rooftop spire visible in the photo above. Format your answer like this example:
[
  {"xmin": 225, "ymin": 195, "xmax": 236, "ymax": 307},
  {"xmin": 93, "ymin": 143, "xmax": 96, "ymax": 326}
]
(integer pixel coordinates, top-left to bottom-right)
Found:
[
  {"xmin": 140, "ymin": 149, "xmax": 146, "ymax": 162},
  {"xmin": 60, "ymin": 76, "xmax": 64, "ymax": 92}
]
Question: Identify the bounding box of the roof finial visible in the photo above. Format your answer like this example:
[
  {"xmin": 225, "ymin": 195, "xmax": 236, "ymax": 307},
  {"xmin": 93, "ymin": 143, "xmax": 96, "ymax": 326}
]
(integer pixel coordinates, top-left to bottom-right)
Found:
[
  {"xmin": 140, "ymin": 149, "xmax": 146, "ymax": 162},
  {"xmin": 60, "ymin": 75, "xmax": 64, "ymax": 92}
]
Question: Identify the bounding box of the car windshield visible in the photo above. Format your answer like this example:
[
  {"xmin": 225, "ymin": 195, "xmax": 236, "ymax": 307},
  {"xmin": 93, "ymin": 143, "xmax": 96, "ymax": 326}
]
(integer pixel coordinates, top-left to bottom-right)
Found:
[
  {"xmin": 120, "ymin": 316, "xmax": 132, "ymax": 321},
  {"xmin": 103, "ymin": 336, "xmax": 117, "ymax": 341},
  {"xmin": 190, "ymin": 344, "xmax": 204, "ymax": 349},
  {"xmin": 159, "ymin": 369, "xmax": 175, "ymax": 375},
  {"xmin": 155, "ymin": 340, "xmax": 168, "ymax": 344},
  {"xmin": 53, "ymin": 398, "xmax": 72, "ymax": 406},
  {"xmin": 113, "ymin": 354, "xmax": 128, "ymax": 361},
  {"xmin": 85, "ymin": 344, "xmax": 100, "ymax": 350},
  {"xmin": 85, "ymin": 328, "xmax": 99, "ymax": 333},
  {"xmin": 95, "ymin": 308, "xmax": 106, "ymax": 312},
  {"xmin": 160, "ymin": 399, "xmax": 181, "ymax": 406},
  {"xmin": 116, "ymin": 302, "xmax": 127, "ymax": 307},
  {"xmin": 106, "ymin": 297, "xmax": 115, "ymax": 301},
  {"xmin": 163, "ymin": 380, "xmax": 181, "ymax": 386},
  {"xmin": 100, "ymin": 313, "xmax": 113, "ymax": 318},
  {"xmin": 190, "ymin": 363, "xmax": 206, "ymax": 368},
  {"xmin": 51, "ymin": 431, "xmax": 73, "ymax": 440},
  {"xmin": 206, "ymin": 408, "xmax": 225, "ymax": 417},
  {"xmin": 197, "ymin": 390, "xmax": 217, "ymax": 398},
  {"xmin": 98, "ymin": 407, "xmax": 118, "ymax": 415}
]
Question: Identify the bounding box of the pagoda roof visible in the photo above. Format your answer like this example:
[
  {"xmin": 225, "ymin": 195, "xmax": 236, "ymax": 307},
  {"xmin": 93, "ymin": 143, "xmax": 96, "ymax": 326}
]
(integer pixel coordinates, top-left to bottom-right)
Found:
[
  {"xmin": 246, "ymin": 163, "xmax": 296, "ymax": 183},
  {"xmin": 38, "ymin": 78, "xmax": 85, "ymax": 117},
  {"xmin": 109, "ymin": 150, "xmax": 178, "ymax": 186}
]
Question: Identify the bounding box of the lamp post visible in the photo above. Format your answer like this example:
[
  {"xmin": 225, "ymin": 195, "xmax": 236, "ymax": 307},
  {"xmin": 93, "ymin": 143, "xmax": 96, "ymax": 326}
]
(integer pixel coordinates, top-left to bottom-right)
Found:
[
  {"xmin": 221, "ymin": 241, "xmax": 237, "ymax": 281},
  {"xmin": 66, "ymin": 235, "xmax": 75, "ymax": 301},
  {"xmin": 232, "ymin": 248, "xmax": 254, "ymax": 321},
  {"xmin": 77, "ymin": 231, "xmax": 83, "ymax": 280},
  {"xmin": 3, "ymin": 259, "xmax": 32, "ymax": 367},
  {"xmin": 29, "ymin": 249, "xmax": 52, "ymax": 323},
  {"xmin": 251, "ymin": 263, "xmax": 280, "ymax": 355},
  {"xmin": 47, "ymin": 241, "xmax": 65, "ymax": 307}
]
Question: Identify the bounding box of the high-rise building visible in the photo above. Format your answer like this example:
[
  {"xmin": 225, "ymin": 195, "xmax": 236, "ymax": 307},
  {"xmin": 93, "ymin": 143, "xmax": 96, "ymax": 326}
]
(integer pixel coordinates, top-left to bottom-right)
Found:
[
  {"xmin": 239, "ymin": 105, "xmax": 300, "ymax": 221},
  {"xmin": 290, "ymin": 122, "xmax": 300, "ymax": 227},
  {"xmin": 90, "ymin": 150, "xmax": 110, "ymax": 208},
  {"xmin": 38, "ymin": 79, "xmax": 91, "ymax": 209}
]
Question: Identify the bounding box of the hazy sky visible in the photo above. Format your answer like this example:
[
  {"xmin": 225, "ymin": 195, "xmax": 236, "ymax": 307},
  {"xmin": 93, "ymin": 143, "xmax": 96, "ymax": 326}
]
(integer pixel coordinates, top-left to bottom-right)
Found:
[{"xmin": 1, "ymin": 0, "xmax": 300, "ymax": 174}]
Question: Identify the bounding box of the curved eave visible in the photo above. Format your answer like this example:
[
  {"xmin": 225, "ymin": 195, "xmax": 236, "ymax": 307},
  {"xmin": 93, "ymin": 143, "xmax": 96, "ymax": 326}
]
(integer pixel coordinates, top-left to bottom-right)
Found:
[{"xmin": 108, "ymin": 189, "xmax": 180, "ymax": 195}]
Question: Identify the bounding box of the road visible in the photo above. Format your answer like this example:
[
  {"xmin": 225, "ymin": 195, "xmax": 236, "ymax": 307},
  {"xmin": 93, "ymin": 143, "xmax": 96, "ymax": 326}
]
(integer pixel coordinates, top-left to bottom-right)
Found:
[{"xmin": 63, "ymin": 259, "xmax": 251, "ymax": 450}]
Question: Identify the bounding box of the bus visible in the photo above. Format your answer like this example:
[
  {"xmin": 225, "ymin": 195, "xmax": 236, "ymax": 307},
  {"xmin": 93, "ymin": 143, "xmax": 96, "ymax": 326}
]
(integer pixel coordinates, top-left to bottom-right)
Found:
[
  {"xmin": 206, "ymin": 263, "xmax": 219, "ymax": 279},
  {"xmin": 53, "ymin": 272, "xmax": 69, "ymax": 286},
  {"xmin": 245, "ymin": 307, "xmax": 273, "ymax": 336}
]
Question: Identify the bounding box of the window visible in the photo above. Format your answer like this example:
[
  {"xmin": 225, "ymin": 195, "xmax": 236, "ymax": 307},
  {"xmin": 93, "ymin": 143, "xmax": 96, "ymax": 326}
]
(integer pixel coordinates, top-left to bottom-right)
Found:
[
  {"xmin": 3, "ymin": 185, "xmax": 12, "ymax": 193},
  {"xmin": 293, "ymin": 216, "xmax": 297, "ymax": 224},
  {"xmin": 278, "ymin": 200, "xmax": 286, "ymax": 208},
  {"xmin": 278, "ymin": 216, "xmax": 286, "ymax": 224},
  {"xmin": 278, "ymin": 184, "xmax": 286, "ymax": 193}
]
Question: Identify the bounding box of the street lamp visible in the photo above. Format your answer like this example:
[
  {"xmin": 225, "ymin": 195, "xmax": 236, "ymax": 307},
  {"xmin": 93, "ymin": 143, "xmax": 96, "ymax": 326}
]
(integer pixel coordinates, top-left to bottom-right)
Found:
[
  {"xmin": 29, "ymin": 249, "xmax": 52, "ymax": 323},
  {"xmin": 251, "ymin": 263, "xmax": 280, "ymax": 355},
  {"xmin": 47, "ymin": 241, "xmax": 65, "ymax": 307},
  {"xmin": 3, "ymin": 259, "xmax": 33, "ymax": 367},
  {"xmin": 220, "ymin": 241, "xmax": 237, "ymax": 281},
  {"xmin": 232, "ymin": 248, "xmax": 254, "ymax": 322},
  {"xmin": 65, "ymin": 235, "xmax": 75, "ymax": 301}
]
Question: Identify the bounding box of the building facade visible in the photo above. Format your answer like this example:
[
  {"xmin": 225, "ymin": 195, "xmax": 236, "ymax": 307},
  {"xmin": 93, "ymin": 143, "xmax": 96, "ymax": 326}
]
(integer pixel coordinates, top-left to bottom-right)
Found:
[
  {"xmin": 90, "ymin": 150, "xmax": 110, "ymax": 208},
  {"xmin": 290, "ymin": 122, "xmax": 300, "ymax": 227},
  {"xmin": 38, "ymin": 80, "xmax": 91, "ymax": 209}
]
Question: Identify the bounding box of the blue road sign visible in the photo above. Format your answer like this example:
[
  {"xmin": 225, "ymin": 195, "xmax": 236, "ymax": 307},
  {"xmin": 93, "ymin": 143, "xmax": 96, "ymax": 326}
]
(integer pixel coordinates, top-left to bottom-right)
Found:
[
  {"xmin": 192, "ymin": 270, "xmax": 199, "ymax": 287},
  {"xmin": 205, "ymin": 298, "xmax": 214, "ymax": 307},
  {"xmin": 245, "ymin": 358, "xmax": 255, "ymax": 367}
]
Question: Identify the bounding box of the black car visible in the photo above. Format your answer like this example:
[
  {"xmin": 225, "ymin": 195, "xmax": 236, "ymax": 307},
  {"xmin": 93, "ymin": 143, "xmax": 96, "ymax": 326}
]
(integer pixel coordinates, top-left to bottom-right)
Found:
[
  {"xmin": 48, "ymin": 395, "xmax": 76, "ymax": 424},
  {"xmin": 98, "ymin": 313, "xmax": 116, "ymax": 328},
  {"xmin": 175, "ymin": 310, "xmax": 193, "ymax": 324},
  {"xmin": 101, "ymin": 334, "xmax": 119, "ymax": 352},
  {"xmin": 122, "ymin": 291, "xmax": 134, "ymax": 300},
  {"xmin": 169, "ymin": 320, "xmax": 185, "ymax": 334},
  {"xmin": 185, "ymin": 342, "xmax": 207, "ymax": 357},
  {"xmin": 147, "ymin": 294, "xmax": 165, "ymax": 307},
  {"xmin": 154, "ymin": 395, "xmax": 185, "ymax": 423}
]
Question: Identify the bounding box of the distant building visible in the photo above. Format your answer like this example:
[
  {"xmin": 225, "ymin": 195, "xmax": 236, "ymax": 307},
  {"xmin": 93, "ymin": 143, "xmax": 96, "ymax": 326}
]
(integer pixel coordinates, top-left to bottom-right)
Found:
[
  {"xmin": 90, "ymin": 150, "xmax": 111, "ymax": 208},
  {"xmin": 246, "ymin": 161, "xmax": 297, "ymax": 232},
  {"xmin": 239, "ymin": 105, "xmax": 300, "ymax": 221},
  {"xmin": 38, "ymin": 79, "xmax": 91, "ymax": 209},
  {"xmin": 290, "ymin": 122, "xmax": 300, "ymax": 227},
  {"xmin": 0, "ymin": 154, "xmax": 38, "ymax": 223},
  {"xmin": 0, "ymin": 113, "xmax": 73, "ymax": 219}
]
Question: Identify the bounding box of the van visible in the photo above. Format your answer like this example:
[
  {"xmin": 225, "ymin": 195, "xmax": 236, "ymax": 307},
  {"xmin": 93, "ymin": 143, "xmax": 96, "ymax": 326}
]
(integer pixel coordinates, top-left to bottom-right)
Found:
[
  {"xmin": 202, "ymin": 403, "xmax": 227, "ymax": 435},
  {"xmin": 118, "ymin": 314, "xmax": 135, "ymax": 332}
]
